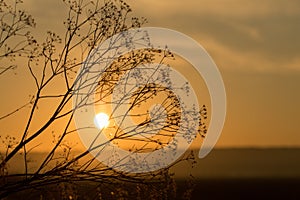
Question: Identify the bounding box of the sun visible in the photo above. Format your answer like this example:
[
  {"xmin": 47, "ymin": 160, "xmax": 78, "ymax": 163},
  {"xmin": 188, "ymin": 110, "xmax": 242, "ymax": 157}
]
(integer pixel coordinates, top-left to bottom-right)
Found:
[{"xmin": 94, "ymin": 112, "xmax": 109, "ymax": 129}]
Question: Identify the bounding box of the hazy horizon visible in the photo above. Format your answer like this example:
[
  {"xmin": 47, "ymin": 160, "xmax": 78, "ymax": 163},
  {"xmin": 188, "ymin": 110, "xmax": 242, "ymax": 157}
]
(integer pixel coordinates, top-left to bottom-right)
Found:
[{"xmin": 4, "ymin": 148, "xmax": 300, "ymax": 179}]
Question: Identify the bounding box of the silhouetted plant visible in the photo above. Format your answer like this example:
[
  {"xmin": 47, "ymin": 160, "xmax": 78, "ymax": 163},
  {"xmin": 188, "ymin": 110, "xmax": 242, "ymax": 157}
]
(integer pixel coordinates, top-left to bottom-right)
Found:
[{"xmin": 0, "ymin": 0, "xmax": 207, "ymax": 199}]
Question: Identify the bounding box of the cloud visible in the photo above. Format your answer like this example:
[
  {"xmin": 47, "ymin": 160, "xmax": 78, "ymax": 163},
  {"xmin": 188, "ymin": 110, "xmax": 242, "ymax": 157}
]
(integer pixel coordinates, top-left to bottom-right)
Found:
[
  {"xmin": 130, "ymin": 0, "xmax": 300, "ymax": 18},
  {"xmin": 129, "ymin": 0, "xmax": 300, "ymax": 73},
  {"xmin": 22, "ymin": 0, "xmax": 300, "ymax": 74},
  {"xmin": 197, "ymin": 35, "xmax": 300, "ymax": 73}
]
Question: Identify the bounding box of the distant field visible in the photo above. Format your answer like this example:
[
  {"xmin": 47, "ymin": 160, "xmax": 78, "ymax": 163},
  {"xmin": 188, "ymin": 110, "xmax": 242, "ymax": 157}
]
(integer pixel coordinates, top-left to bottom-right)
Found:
[
  {"xmin": 171, "ymin": 148, "xmax": 300, "ymax": 179},
  {"xmin": 6, "ymin": 148, "xmax": 300, "ymax": 178}
]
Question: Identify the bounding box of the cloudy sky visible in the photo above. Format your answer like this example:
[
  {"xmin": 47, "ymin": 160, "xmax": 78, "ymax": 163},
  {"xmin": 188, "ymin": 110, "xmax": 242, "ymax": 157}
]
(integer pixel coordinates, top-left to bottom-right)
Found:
[
  {"xmin": 127, "ymin": 0, "xmax": 300, "ymax": 147},
  {"xmin": 1, "ymin": 0, "xmax": 300, "ymax": 149}
]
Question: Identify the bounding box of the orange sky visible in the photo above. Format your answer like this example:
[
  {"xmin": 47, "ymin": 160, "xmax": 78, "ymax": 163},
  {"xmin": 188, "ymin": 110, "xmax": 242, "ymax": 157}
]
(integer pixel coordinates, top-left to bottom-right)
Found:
[
  {"xmin": 128, "ymin": 0, "xmax": 300, "ymax": 147},
  {"xmin": 0, "ymin": 0, "xmax": 300, "ymax": 151}
]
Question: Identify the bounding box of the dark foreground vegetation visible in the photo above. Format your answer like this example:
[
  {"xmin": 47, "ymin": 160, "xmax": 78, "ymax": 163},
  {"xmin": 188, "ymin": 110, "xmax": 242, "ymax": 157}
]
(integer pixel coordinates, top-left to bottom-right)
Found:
[
  {"xmin": 2, "ymin": 177, "xmax": 299, "ymax": 200},
  {"xmin": 188, "ymin": 178, "xmax": 300, "ymax": 200}
]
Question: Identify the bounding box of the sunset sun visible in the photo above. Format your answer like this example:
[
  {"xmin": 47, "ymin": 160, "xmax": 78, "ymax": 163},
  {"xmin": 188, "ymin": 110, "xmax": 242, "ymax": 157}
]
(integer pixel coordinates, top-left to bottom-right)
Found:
[{"xmin": 94, "ymin": 113, "xmax": 110, "ymax": 129}]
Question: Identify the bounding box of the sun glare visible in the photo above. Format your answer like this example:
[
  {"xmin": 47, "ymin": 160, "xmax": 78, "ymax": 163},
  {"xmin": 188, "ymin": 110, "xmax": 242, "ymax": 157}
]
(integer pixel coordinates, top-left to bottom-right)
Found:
[{"xmin": 94, "ymin": 112, "xmax": 109, "ymax": 129}]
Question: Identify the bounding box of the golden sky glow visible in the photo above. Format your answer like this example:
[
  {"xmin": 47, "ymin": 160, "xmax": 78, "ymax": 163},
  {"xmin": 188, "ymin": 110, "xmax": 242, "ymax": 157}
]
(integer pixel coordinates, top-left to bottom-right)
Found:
[{"xmin": 0, "ymin": 0, "xmax": 300, "ymax": 152}]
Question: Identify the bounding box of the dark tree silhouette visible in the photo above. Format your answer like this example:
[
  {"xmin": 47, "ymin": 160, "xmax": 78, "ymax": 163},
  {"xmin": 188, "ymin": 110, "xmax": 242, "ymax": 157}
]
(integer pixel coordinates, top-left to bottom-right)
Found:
[{"xmin": 0, "ymin": 0, "xmax": 207, "ymax": 198}]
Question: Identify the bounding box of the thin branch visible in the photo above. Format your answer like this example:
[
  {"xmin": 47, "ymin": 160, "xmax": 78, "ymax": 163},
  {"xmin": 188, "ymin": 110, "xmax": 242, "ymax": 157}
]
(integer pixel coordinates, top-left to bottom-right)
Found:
[{"xmin": 0, "ymin": 101, "xmax": 30, "ymax": 120}]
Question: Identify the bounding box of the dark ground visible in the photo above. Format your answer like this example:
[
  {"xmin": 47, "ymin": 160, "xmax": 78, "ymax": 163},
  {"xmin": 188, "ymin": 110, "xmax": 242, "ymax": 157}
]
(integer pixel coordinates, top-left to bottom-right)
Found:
[
  {"xmin": 177, "ymin": 178, "xmax": 300, "ymax": 200},
  {"xmin": 2, "ymin": 178, "xmax": 300, "ymax": 200}
]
